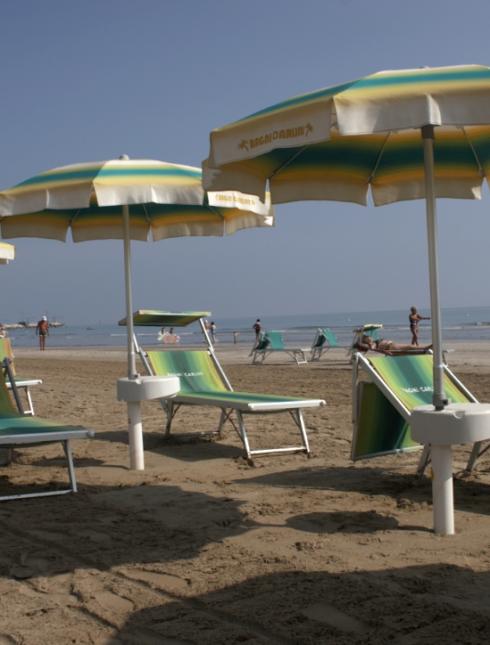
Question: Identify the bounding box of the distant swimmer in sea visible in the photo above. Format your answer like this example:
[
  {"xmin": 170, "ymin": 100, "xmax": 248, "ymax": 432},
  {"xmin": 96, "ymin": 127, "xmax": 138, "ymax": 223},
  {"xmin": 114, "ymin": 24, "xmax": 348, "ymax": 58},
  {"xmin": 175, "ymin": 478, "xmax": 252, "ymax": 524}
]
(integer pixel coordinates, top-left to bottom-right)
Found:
[
  {"xmin": 158, "ymin": 327, "xmax": 180, "ymax": 344},
  {"xmin": 36, "ymin": 315, "xmax": 49, "ymax": 351},
  {"xmin": 409, "ymin": 306, "xmax": 430, "ymax": 346},
  {"xmin": 355, "ymin": 334, "xmax": 432, "ymax": 356}
]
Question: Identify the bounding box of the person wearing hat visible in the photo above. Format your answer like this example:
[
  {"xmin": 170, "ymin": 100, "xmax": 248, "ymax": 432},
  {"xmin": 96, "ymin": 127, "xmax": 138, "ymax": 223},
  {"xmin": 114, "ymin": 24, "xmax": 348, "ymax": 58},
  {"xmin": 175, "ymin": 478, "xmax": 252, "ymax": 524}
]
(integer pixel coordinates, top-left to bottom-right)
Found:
[{"xmin": 36, "ymin": 315, "xmax": 49, "ymax": 351}]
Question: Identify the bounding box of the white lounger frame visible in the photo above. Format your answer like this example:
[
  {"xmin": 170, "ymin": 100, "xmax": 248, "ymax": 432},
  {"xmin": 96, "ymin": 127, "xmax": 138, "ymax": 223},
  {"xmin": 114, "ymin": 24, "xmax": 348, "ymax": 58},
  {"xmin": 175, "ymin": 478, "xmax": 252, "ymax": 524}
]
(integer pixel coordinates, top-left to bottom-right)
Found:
[
  {"xmin": 251, "ymin": 343, "xmax": 308, "ymax": 366},
  {"xmin": 6, "ymin": 378, "xmax": 42, "ymax": 416},
  {"xmin": 133, "ymin": 322, "xmax": 324, "ymax": 463},
  {"xmin": 352, "ymin": 352, "xmax": 479, "ymax": 475},
  {"xmin": 0, "ymin": 431, "xmax": 93, "ymax": 501},
  {"xmin": 0, "ymin": 364, "xmax": 94, "ymax": 501}
]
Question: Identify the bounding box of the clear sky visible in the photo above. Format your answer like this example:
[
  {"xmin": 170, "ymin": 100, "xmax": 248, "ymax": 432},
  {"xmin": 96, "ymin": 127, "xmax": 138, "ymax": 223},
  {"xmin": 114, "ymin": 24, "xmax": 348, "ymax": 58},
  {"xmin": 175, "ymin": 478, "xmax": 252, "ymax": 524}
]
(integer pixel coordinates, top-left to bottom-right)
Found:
[{"xmin": 1, "ymin": 0, "xmax": 490, "ymax": 325}]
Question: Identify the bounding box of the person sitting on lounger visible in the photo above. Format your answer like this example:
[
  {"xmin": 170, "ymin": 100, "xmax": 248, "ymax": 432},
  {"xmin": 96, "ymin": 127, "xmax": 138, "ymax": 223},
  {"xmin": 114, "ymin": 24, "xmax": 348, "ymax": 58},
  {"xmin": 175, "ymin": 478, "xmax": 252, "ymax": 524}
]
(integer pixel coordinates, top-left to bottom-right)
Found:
[{"xmin": 354, "ymin": 335, "xmax": 432, "ymax": 356}]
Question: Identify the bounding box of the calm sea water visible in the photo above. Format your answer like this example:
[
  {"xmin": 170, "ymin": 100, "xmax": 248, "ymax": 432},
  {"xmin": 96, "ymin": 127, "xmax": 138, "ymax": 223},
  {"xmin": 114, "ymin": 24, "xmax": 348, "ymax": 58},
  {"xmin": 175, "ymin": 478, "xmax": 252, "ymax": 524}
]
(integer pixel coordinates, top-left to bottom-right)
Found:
[{"xmin": 7, "ymin": 305, "xmax": 490, "ymax": 349}]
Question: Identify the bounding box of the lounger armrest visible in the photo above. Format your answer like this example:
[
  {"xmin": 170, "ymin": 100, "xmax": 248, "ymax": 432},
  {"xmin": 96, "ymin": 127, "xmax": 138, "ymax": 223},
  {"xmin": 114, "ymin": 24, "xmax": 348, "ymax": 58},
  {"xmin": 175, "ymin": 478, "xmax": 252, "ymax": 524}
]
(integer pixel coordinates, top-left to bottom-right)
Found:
[
  {"xmin": 0, "ymin": 428, "xmax": 95, "ymax": 445},
  {"xmin": 174, "ymin": 392, "xmax": 325, "ymax": 412},
  {"xmin": 246, "ymin": 399, "xmax": 325, "ymax": 411}
]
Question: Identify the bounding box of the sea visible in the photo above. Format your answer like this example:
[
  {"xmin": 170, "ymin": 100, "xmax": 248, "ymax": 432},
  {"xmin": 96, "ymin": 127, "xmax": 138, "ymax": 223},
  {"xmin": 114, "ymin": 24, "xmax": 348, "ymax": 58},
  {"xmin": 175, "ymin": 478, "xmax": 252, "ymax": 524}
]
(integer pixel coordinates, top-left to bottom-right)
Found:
[{"xmin": 6, "ymin": 305, "xmax": 490, "ymax": 350}]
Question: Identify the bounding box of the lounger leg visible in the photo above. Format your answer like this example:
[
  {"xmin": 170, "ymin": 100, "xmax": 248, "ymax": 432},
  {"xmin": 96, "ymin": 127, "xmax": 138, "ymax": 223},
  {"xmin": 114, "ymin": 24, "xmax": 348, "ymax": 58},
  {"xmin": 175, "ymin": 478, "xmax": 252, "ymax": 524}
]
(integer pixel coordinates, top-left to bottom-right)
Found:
[
  {"xmin": 63, "ymin": 440, "xmax": 78, "ymax": 493},
  {"xmin": 165, "ymin": 401, "xmax": 174, "ymax": 436},
  {"xmin": 416, "ymin": 445, "xmax": 431, "ymax": 476},
  {"xmin": 236, "ymin": 411, "xmax": 253, "ymax": 464},
  {"xmin": 298, "ymin": 410, "xmax": 311, "ymax": 455},
  {"xmin": 217, "ymin": 409, "xmax": 229, "ymax": 437},
  {"xmin": 24, "ymin": 387, "xmax": 35, "ymax": 416},
  {"xmin": 465, "ymin": 441, "xmax": 490, "ymax": 473}
]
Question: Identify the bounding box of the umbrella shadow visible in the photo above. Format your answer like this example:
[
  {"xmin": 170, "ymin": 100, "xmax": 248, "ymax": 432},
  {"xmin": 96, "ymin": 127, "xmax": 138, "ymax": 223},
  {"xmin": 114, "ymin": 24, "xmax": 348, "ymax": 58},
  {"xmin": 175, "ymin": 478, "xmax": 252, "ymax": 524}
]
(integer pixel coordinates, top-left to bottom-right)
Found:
[
  {"xmin": 234, "ymin": 465, "xmax": 490, "ymax": 517},
  {"xmin": 284, "ymin": 510, "xmax": 426, "ymax": 534},
  {"xmin": 94, "ymin": 427, "xmax": 244, "ymax": 462},
  {"xmin": 0, "ymin": 482, "xmax": 255, "ymax": 582},
  {"xmin": 111, "ymin": 564, "xmax": 490, "ymax": 644}
]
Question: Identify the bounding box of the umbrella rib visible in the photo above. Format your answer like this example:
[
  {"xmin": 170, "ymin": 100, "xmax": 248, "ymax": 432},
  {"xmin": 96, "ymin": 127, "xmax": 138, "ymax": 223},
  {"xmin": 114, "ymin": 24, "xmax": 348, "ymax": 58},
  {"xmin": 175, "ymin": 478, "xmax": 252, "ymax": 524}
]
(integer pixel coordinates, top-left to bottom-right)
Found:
[
  {"xmin": 368, "ymin": 132, "xmax": 392, "ymax": 184},
  {"xmin": 269, "ymin": 146, "xmax": 309, "ymax": 180},
  {"xmin": 69, "ymin": 209, "xmax": 83, "ymax": 226},
  {"xmin": 207, "ymin": 204, "xmax": 226, "ymax": 235},
  {"xmin": 142, "ymin": 203, "xmax": 152, "ymax": 223},
  {"xmin": 462, "ymin": 127, "xmax": 485, "ymax": 177}
]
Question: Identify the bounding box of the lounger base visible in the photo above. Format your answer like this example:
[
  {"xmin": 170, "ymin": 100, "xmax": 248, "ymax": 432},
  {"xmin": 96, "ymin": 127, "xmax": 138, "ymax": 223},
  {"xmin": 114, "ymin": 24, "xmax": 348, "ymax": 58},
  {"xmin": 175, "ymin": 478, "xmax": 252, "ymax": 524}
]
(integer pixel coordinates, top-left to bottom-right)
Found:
[
  {"xmin": 0, "ymin": 487, "xmax": 74, "ymax": 502},
  {"xmin": 248, "ymin": 446, "xmax": 310, "ymax": 457},
  {"xmin": 163, "ymin": 400, "xmax": 315, "ymax": 464},
  {"xmin": 6, "ymin": 379, "xmax": 42, "ymax": 416},
  {"xmin": 0, "ymin": 439, "xmax": 84, "ymax": 502}
]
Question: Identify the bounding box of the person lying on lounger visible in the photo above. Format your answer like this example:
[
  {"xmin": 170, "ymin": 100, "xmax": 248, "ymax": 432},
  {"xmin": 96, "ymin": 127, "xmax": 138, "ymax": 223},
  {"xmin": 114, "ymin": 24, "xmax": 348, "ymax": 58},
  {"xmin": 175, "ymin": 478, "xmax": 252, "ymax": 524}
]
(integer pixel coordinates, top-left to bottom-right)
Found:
[{"xmin": 354, "ymin": 335, "xmax": 432, "ymax": 356}]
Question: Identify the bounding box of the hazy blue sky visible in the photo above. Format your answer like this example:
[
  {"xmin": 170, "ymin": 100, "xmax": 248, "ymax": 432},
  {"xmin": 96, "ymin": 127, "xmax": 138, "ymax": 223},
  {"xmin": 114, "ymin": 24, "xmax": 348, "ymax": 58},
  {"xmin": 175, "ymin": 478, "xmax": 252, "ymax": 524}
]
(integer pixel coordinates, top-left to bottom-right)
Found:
[{"xmin": 1, "ymin": 0, "xmax": 490, "ymax": 325}]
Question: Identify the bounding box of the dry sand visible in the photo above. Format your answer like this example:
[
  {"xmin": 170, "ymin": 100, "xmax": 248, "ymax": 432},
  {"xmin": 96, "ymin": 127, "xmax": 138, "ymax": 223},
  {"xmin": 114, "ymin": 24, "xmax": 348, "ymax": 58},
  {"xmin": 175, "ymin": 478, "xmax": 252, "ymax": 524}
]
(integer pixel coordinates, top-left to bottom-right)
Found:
[{"xmin": 1, "ymin": 343, "xmax": 490, "ymax": 644}]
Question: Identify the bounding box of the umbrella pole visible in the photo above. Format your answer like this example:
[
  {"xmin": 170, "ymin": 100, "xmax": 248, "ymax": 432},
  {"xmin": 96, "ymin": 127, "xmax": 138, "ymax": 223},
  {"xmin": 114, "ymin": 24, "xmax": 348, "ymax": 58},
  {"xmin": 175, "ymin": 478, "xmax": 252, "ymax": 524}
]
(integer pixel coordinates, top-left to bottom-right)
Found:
[
  {"xmin": 122, "ymin": 204, "xmax": 137, "ymax": 379},
  {"xmin": 422, "ymin": 125, "xmax": 446, "ymax": 410},
  {"xmin": 121, "ymin": 203, "xmax": 145, "ymax": 470}
]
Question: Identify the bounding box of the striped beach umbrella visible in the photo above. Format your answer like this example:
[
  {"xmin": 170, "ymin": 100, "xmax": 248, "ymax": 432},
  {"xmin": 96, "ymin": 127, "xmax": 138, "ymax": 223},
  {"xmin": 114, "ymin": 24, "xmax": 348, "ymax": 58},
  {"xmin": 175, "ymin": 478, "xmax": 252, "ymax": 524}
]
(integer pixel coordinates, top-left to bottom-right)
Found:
[
  {"xmin": 203, "ymin": 64, "xmax": 490, "ymax": 411},
  {"xmin": 0, "ymin": 157, "xmax": 273, "ymax": 470},
  {"xmin": 0, "ymin": 157, "xmax": 272, "ymax": 377}
]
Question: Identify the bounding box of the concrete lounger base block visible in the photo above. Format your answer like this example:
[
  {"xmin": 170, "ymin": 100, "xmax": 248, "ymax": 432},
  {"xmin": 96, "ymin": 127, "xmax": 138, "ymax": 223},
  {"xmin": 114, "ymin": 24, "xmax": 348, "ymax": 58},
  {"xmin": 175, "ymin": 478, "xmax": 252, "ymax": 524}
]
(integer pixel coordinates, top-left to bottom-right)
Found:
[
  {"xmin": 411, "ymin": 403, "xmax": 490, "ymax": 536},
  {"xmin": 117, "ymin": 376, "xmax": 180, "ymax": 471},
  {"xmin": 117, "ymin": 375, "xmax": 180, "ymax": 402}
]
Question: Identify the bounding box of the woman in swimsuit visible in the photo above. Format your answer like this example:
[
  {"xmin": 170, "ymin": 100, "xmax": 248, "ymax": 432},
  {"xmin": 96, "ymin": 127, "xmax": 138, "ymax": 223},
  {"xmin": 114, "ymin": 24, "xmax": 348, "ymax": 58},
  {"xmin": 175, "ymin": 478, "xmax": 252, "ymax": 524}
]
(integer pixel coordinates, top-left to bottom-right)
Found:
[{"xmin": 409, "ymin": 306, "xmax": 430, "ymax": 346}]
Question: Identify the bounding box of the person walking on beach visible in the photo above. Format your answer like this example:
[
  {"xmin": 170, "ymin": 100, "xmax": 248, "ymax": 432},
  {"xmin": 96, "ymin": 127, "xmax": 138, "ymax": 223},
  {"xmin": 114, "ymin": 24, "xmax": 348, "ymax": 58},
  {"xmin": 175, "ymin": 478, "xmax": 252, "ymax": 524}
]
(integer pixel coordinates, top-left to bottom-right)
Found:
[
  {"xmin": 253, "ymin": 319, "xmax": 262, "ymax": 343},
  {"xmin": 210, "ymin": 321, "xmax": 217, "ymax": 343},
  {"xmin": 409, "ymin": 306, "xmax": 430, "ymax": 346},
  {"xmin": 36, "ymin": 315, "xmax": 49, "ymax": 351}
]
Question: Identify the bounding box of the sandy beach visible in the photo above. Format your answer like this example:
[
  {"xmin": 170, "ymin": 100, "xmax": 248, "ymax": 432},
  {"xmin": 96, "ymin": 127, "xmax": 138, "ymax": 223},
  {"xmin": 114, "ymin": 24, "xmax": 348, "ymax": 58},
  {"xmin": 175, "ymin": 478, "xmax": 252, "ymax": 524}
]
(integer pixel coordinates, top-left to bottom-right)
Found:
[{"xmin": 1, "ymin": 343, "xmax": 490, "ymax": 644}]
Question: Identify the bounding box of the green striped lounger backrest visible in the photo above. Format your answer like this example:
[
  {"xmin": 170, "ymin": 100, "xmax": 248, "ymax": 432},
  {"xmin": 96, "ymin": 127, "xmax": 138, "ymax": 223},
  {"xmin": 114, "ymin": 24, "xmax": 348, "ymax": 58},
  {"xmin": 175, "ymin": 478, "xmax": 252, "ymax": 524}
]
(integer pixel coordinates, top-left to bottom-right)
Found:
[
  {"xmin": 265, "ymin": 331, "xmax": 285, "ymax": 350},
  {"xmin": 353, "ymin": 354, "xmax": 471, "ymax": 460},
  {"xmin": 147, "ymin": 350, "xmax": 228, "ymax": 394},
  {"xmin": 0, "ymin": 367, "xmax": 19, "ymax": 418},
  {"xmin": 322, "ymin": 328, "xmax": 338, "ymax": 348},
  {"xmin": 368, "ymin": 354, "xmax": 470, "ymax": 410}
]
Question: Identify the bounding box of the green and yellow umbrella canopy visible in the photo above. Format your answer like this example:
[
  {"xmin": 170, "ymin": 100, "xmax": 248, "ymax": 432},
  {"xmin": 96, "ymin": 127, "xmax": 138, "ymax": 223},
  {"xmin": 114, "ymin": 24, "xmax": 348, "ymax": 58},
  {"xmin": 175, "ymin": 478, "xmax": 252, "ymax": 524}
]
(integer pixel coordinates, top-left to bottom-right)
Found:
[
  {"xmin": 0, "ymin": 158, "xmax": 273, "ymax": 240},
  {"xmin": 203, "ymin": 64, "xmax": 490, "ymax": 205},
  {"xmin": 119, "ymin": 310, "xmax": 211, "ymax": 327}
]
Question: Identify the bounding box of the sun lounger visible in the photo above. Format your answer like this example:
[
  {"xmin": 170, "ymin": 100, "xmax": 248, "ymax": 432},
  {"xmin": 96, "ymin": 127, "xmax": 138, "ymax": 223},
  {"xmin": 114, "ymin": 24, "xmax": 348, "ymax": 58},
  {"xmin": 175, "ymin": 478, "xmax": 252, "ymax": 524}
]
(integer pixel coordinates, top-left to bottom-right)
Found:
[
  {"xmin": 351, "ymin": 351, "xmax": 478, "ymax": 474},
  {"xmin": 0, "ymin": 360, "xmax": 94, "ymax": 501},
  {"xmin": 145, "ymin": 349, "xmax": 325, "ymax": 463},
  {"xmin": 251, "ymin": 331, "xmax": 308, "ymax": 366},
  {"xmin": 0, "ymin": 337, "xmax": 42, "ymax": 415},
  {"xmin": 310, "ymin": 328, "xmax": 339, "ymax": 361},
  {"xmin": 120, "ymin": 310, "xmax": 324, "ymax": 462}
]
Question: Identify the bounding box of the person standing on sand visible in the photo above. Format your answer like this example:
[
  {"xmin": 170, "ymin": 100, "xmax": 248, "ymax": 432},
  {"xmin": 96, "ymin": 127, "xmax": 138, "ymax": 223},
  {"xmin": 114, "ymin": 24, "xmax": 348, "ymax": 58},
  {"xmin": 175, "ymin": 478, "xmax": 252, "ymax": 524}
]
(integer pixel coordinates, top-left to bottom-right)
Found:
[
  {"xmin": 253, "ymin": 319, "xmax": 262, "ymax": 343},
  {"xmin": 36, "ymin": 315, "xmax": 49, "ymax": 351},
  {"xmin": 409, "ymin": 306, "xmax": 430, "ymax": 346}
]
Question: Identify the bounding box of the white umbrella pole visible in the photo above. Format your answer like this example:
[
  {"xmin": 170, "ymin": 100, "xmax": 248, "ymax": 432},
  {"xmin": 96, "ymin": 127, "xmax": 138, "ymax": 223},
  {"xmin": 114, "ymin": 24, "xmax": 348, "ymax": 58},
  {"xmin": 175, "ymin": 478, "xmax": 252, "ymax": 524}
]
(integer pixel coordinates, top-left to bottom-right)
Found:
[
  {"xmin": 121, "ymin": 203, "xmax": 145, "ymax": 470},
  {"xmin": 122, "ymin": 204, "xmax": 137, "ymax": 379},
  {"xmin": 422, "ymin": 125, "xmax": 446, "ymax": 410}
]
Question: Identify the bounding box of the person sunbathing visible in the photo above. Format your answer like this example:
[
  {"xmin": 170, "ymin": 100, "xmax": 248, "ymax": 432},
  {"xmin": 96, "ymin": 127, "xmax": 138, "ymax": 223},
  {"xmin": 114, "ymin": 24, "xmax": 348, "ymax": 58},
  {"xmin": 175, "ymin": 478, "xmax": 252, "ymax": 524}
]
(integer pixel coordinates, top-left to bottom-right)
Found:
[{"xmin": 355, "ymin": 335, "xmax": 432, "ymax": 356}]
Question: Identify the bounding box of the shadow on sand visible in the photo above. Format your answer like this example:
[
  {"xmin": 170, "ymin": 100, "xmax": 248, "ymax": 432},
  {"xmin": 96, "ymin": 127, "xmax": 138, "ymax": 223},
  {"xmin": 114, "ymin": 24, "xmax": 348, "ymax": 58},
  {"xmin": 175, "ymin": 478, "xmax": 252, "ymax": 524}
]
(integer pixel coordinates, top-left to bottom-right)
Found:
[
  {"xmin": 111, "ymin": 565, "xmax": 490, "ymax": 644},
  {"xmin": 0, "ymin": 482, "xmax": 254, "ymax": 581},
  {"xmin": 234, "ymin": 465, "xmax": 490, "ymax": 517}
]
